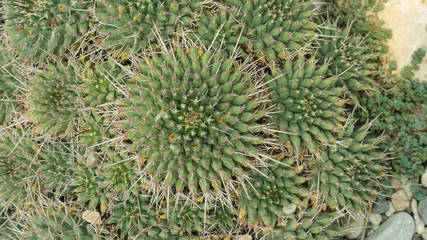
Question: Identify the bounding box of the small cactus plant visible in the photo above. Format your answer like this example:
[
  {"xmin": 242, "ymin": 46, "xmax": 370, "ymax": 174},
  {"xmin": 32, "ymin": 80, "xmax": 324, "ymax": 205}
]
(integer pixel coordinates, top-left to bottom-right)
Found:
[
  {"xmin": 4, "ymin": 0, "xmax": 91, "ymax": 60},
  {"xmin": 120, "ymin": 46, "xmax": 266, "ymax": 197},
  {"xmin": 267, "ymin": 56, "xmax": 346, "ymax": 154}
]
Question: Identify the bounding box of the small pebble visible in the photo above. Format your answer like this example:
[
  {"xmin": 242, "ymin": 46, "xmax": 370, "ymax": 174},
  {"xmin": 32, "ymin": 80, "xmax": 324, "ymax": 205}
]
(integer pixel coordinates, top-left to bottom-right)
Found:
[
  {"xmin": 372, "ymin": 198, "xmax": 390, "ymax": 214},
  {"xmin": 418, "ymin": 198, "xmax": 427, "ymax": 225},
  {"xmin": 422, "ymin": 173, "xmax": 427, "ymax": 187},
  {"xmin": 82, "ymin": 210, "xmax": 102, "ymax": 225},
  {"xmin": 345, "ymin": 212, "xmax": 365, "ymax": 239},
  {"xmin": 392, "ymin": 189, "xmax": 410, "ymax": 212},
  {"xmin": 386, "ymin": 201, "xmax": 396, "ymax": 217},
  {"xmin": 236, "ymin": 235, "xmax": 252, "ymax": 240},
  {"xmin": 369, "ymin": 213, "xmax": 382, "ymax": 225},
  {"xmin": 283, "ymin": 203, "xmax": 297, "ymax": 215}
]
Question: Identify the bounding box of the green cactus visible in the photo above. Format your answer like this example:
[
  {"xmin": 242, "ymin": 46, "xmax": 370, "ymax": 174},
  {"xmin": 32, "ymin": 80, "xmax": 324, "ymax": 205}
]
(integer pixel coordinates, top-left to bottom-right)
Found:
[
  {"xmin": 223, "ymin": 0, "xmax": 317, "ymax": 60},
  {"xmin": 0, "ymin": 52, "xmax": 23, "ymax": 125},
  {"xmin": 82, "ymin": 59, "xmax": 124, "ymax": 108},
  {"xmin": 316, "ymin": 22, "xmax": 374, "ymax": 103},
  {"xmin": 4, "ymin": 0, "xmax": 91, "ymax": 60},
  {"xmin": 24, "ymin": 63, "xmax": 83, "ymax": 136},
  {"xmin": 38, "ymin": 144, "xmax": 79, "ymax": 197},
  {"xmin": 309, "ymin": 121, "xmax": 385, "ymax": 211},
  {"xmin": 267, "ymin": 57, "xmax": 346, "ymax": 154},
  {"xmin": 107, "ymin": 194, "xmax": 166, "ymax": 238},
  {"xmin": 23, "ymin": 207, "xmax": 103, "ymax": 240},
  {"xmin": 239, "ymin": 158, "xmax": 309, "ymax": 228},
  {"xmin": 120, "ymin": 47, "xmax": 265, "ymax": 195},
  {"xmin": 191, "ymin": 10, "xmax": 246, "ymax": 58},
  {"xmin": 0, "ymin": 130, "xmax": 39, "ymax": 207},
  {"xmin": 95, "ymin": 0, "xmax": 206, "ymax": 51},
  {"xmin": 263, "ymin": 207, "xmax": 345, "ymax": 240}
]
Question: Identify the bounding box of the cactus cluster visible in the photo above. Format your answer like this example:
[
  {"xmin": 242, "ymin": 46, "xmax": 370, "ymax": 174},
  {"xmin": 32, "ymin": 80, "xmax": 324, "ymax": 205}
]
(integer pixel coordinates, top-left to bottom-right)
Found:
[
  {"xmin": 95, "ymin": 0, "xmax": 205, "ymax": 51},
  {"xmin": 316, "ymin": 23, "xmax": 374, "ymax": 102},
  {"xmin": 24, "ymin": 63, "xmax": 83, "ymax": 135},
  {"xmin": 268, "ymin": 57, "xmax": 346, "ymax": 154},
  {"xmin": 310, "ymin": 121, "xmax": 385, "ymax": 211},
  {"xmin": 120, "ymin": 47, "xmax": 265, "ymax": 196},
  {"xmin": 4, "ymin": 0, "xmax": 91, "ymax": 60},
  {"xmin": 0, "ymin": 0, "xmax": 417, "ymax": 239}
]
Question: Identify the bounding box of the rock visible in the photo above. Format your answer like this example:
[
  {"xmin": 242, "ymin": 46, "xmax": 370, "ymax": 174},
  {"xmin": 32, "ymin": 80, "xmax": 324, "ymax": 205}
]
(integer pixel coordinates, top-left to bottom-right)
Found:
[
  {"xmin": 412, "ymin": 199, "xmax": 425, "ymax": 234},
  {"xmin": 236, "ymin": 235, "xmax": 252, "ymax": 240},
  {"xmin": 283, "ymin": 203, "xmax": 297, "ymax": 215},
  {"xmin": 345, "ymin": 212, "xmax": 366, "ymax": 239},
  {"xmin": 365, "ymin": 212, "xmax": 415, "ymax": 240},
  {"xmin": 422, "ymin": 173, "xmax": 427, "ymax": 187},
  {"xmin": 392, "ymin": 189, "xmax": 410, "ymax": 212},
  {"xmin": 402, "ymin": 182, "xmax": 413, "ymax": 199},
  {"xmin": 370, "ymin": 213, "xmax": 382, "ymax": 225},
  {"xmin": 373, "ymin": 224, "xmax": 380, "ymax": 231},
  {"xmin": 422, "ymin": 228, "xmax": 427, "ymax": 240},
  {"xmin": 418, "ymin": 198, "xmax": 427, "ymax": 225},
  {"xmin": 390, "ymin": 177, "xmax": 402, "ymax": 189},
  {"xmin": 372, "ymin": 198, "xmax": 390, "ymax": 214},
  {"xmin": 82, "ymin": 210, "xmax": 102, "ymax": 225},
  {"xmin": 386, "ymin": 201, "xmax": 396, "ymax": 217}
]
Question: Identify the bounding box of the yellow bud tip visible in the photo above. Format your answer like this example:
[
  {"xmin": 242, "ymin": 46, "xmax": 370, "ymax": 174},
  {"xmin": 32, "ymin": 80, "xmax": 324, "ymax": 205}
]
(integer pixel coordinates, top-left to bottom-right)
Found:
[
  {"xmin": 25, "ymin": 92, "xmax": 32, "ymax": 97},
  {"xmin": 198, "ymin": 49, "xmax": 204, "ymax": 57}
]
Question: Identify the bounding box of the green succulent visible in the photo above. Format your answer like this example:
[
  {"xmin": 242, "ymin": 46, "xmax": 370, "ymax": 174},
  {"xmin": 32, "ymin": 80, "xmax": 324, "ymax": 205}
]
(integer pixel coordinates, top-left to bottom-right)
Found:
[
  {"xmin": 71, "ymin": 148, "xmax": 140, "ymax": 209},
  {"xmin": 309, "ymin": 121, "xmax": 385, "ymax": 211},
  {"xmin": 224, "ymin": 0, "xmax": 317, "ymax": 60},
  {"xmin": 23, "ymin": 208, "xmax": 103, "ymax": 240},
  {"xmin": 95, "ymin": 0, "xmax": 205, "ymax": 51},
  {"xmin": 78, "ymin": 112, "xmax": 117, "ymax": 147},
  {"xmin": 24, "ymin": 63, "xmax": 83, "ymax": 135},
  {"xmin": 82, "ymin": 59, "xmax": 125, "ymax": 108},
  {"xmin": 358, "ymin": 48, "xmax": 426, "ymax": 199},
  {"xmin": 316, "ymin": 22, "xmax": 374, "ymax": 102},
  {"xmin": 263, "ymin": 207, "xmax": 345, "ymax": 240},
  {"xmin": 239, "ymin": 158, "xmax": 309, "ymax": 228},
  {"xmin": 4, "ymin": 0, "xmax": 91, "ymax": 60},
  {"xmin": 0, "ymin": 52, "xmax": 23, "ymax": 125},
  {"xmin": 0, "ymin": 130, "xmax": 39, "ymax": 206},
  {"xmin": 107, "ymin": 194, "xmax": 166, "ymax": 238},
  {"xmin": 191, "ymin": 10, "xmax": 245, "ymax": 58},
  {"xmin": 268, "ymin": 57, "xmax": 346, "ymax": 154},
  {"xmin": 120, "ymin": 47, "xmax": 265, "ymax": 195},
  {"xmin": 38, "ymin": 144, "xmax": 79, "ymax": 197},
  {"xmin": 71, "ymin": 161, "xmax": 108, "ymax": 209}
]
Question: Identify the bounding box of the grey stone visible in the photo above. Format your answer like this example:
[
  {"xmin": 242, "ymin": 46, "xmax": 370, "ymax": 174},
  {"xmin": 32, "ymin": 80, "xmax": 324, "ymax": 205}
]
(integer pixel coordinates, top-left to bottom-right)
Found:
[
  {"xmin": 422, "ymin": 173, "xmax": 427, "ymax": 187},
  {"xmin": 386, "ymin": 201, "xmax": 396, "ymax": 217},
  {"xmin": 369, "ymin": 214, "xmax": 382, "ymax": 225},
  {"xmin": 365, "ymin": 212, "xmax": 414, "ymax": 240},
  {"xmin": 345, "ymin": 212, "xmax": 366, "ymax": 239},
  {"xmin": 372, "ymin": 198, "xmax": 390, "ymax": 214},
  {"xmin": 422, "ymin": 228, "xmax": 427, "ymax": 240},
  {"xmin": 412, "ymin": 198, "xmax": 425, "ymax": 234},
  {"xmin": 418, "ymin": 198, "xmax": 427, "ymax": 225}
]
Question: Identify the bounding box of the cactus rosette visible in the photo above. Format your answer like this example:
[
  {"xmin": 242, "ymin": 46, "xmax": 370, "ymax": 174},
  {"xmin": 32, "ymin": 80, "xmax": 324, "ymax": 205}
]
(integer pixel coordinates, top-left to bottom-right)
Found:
[
  {"xmin": 4, "ymin": 0, "xmax": 91, "ymax": 60},
  {"xmin": 239, "ymin": 158, "xmax": 309, "ymax": 228},
  {"xmin": 120, "ymin": 47, "xmax": 266, "ymax": 197},
  {"xmin": 95, "ymin": 0, "xmax": 205, "ymax": 51},
  {"xmin": 267, "ymin": 57, "xmax": 346, "ymax": 154},
  {"xmin": 310, "ymin": 121, "xmax": 386, "ymax": 211},
  {"xmin": 24, "ymin": 63, "xmax": 83, "ymax": 136},
  {"xmin": 224, "ymin": 0, "xmax": 317, "ymax": 60}
]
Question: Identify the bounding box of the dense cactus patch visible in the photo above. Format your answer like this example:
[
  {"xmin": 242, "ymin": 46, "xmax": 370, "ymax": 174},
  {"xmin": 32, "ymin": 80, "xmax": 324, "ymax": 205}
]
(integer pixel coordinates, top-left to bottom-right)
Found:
[{"xmin": 0, "ymin": 0, "xmax": 424, "ymax": 239}]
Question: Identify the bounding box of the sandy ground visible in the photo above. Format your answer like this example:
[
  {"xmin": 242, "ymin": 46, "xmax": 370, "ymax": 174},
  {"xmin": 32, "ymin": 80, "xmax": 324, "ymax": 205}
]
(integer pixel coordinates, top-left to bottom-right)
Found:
[{"xmin": 377, "ymin": 0, "xmax": 427, "ymax": 81}]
